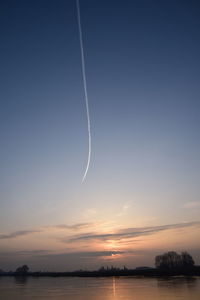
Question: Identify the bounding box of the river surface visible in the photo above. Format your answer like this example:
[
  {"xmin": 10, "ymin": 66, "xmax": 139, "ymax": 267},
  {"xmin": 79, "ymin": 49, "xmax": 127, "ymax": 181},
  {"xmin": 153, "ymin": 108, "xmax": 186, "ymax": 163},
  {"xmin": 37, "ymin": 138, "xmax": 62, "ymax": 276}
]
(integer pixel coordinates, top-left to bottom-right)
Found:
[{"xmin": 0, "ymin": 276, "xmax": 199, "ymax": 299}]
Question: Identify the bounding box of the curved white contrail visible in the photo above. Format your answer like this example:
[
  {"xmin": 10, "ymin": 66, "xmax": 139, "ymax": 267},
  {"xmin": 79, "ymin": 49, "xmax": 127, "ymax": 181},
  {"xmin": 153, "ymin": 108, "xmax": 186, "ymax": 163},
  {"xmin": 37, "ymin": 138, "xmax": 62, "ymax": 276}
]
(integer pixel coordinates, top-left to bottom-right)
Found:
[{"xmin": 76, "ymin": 0, "xmax": 91, "ymax": 183}]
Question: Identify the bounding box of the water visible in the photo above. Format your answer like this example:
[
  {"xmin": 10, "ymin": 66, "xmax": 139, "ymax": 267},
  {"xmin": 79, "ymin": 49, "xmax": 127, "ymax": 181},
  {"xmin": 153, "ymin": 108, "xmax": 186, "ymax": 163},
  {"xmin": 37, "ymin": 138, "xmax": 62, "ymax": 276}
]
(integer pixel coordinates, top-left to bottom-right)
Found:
[{"xmin": 0, "ymin": 276, "xmax": 199, "ymax": 299}]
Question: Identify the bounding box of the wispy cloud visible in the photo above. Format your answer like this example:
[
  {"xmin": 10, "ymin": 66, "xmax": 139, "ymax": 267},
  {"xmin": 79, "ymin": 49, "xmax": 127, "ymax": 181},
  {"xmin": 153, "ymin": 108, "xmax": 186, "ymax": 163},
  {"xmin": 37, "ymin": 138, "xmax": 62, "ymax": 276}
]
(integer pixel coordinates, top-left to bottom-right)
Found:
[
  {"xmin": 0, "ymin": 249, "xmax": 136, "ymax": 260},
  {"xmin": 0, "ymin": 230, "xmax": 41, "ymax": 240},
  {"xmin": 0, "ymin": 250, "xmax": 51, "ymax": 257},
  {"xmin": 0, "ymin": 222, "xmax": 94, "ymax": 240},
  {"xmin": 40, "ymin": 250, "xmax": 126, "ymax": 259},
  {"xmin": 1, "ymin": 221, "xmax": 199, "ymax": 243},
  {"xmin": 116, "ymin": 202, "xmax": 131, "ymax": 217},
  {"xmin": 48, "ymin": 223, "xmax": 93, "ymax": 231},
  {"xmin": 63, "ymin": 221, "xmax": 200, "ymax": 243}
]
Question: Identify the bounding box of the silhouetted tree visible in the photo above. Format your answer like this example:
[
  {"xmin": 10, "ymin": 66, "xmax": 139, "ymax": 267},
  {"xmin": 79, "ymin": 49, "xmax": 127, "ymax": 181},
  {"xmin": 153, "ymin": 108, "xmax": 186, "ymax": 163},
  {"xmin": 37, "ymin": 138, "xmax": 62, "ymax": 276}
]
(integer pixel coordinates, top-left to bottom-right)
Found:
[
  {"xmin": 15, "ymin": 265, "xmax": 29, "ymax": 274},
  {"xmin": 181, "ymin": 251, "xmax": 194, "ymax": 267},
  {"xmin": 155, "ymin": 251, "xmax": 194, "ymax": 270}
]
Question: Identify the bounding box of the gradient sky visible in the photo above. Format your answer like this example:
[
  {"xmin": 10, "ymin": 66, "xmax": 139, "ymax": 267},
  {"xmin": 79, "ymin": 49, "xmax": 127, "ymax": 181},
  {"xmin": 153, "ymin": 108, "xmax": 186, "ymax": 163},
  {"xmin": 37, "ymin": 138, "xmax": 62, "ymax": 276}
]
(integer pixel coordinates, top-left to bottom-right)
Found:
[{"xmin": 0, "ymin": 0, "xmax": 200, "ymax": 271}]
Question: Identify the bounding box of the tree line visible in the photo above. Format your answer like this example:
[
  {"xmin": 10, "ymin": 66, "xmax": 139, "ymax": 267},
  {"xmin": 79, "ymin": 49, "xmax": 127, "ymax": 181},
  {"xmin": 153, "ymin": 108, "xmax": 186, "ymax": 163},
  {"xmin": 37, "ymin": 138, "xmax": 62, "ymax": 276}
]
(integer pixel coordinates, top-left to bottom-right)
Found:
[{"xmin": 155, "ymin": 251, "xmax": 194, "ymax": 270}]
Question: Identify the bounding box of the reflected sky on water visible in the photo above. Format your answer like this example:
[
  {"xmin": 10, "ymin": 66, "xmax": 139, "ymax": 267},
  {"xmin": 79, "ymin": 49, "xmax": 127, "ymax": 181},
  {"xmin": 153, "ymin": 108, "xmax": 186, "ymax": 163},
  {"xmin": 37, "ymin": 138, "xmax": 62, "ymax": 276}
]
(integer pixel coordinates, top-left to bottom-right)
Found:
[{"xmin": 0, "ymin": 276, "xmax": 200, "ymax": 299}]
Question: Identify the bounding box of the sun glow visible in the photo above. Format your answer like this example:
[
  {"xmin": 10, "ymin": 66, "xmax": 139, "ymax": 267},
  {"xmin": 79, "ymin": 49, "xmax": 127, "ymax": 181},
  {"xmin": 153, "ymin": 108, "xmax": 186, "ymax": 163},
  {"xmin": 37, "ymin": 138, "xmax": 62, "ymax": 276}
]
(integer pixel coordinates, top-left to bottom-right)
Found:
[{"xmin": 106, "ymin": 239, "xmax": 121, "ymax": 250}]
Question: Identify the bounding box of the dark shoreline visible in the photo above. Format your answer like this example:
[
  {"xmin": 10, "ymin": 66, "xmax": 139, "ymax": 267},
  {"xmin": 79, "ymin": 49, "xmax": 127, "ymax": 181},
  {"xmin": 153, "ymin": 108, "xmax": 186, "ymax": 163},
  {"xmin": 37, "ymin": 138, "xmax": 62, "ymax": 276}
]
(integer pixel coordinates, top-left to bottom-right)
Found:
[{"xmin": 1, "ymin": 267, "xmax": 200, "ymax": 278}]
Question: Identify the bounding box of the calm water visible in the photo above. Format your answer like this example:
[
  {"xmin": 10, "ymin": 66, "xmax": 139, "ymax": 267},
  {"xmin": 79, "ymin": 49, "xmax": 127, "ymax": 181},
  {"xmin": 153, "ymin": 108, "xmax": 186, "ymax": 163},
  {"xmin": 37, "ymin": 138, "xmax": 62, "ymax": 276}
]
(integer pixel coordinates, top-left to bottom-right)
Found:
[{"xmin": 0, "ymin": 276, "xmax": 199, "ymax": 299}]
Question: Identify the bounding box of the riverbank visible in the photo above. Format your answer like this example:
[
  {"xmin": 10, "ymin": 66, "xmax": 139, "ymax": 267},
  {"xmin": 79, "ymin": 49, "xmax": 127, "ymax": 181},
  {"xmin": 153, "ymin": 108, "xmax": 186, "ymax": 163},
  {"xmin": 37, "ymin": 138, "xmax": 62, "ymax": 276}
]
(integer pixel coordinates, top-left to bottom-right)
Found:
[{"xmin": 1, "ymin": 266, "xmax": 200, "ymax": 277}]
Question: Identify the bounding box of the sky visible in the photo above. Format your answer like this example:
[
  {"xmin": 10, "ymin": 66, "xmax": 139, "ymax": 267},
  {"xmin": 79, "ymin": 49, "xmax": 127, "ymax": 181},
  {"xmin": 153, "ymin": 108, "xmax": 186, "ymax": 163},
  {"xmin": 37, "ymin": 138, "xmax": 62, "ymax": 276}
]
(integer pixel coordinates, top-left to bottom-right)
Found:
[{"xmin": 0, "ymin": 0, "xmax": 200, "ymax": 271}]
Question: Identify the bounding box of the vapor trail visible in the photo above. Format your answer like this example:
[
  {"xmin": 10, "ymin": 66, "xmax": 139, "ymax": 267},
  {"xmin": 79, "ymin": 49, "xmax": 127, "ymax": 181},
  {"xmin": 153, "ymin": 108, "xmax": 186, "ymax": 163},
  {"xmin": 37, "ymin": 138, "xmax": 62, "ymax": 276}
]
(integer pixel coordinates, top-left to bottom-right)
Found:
[{"xmin": 76, "ymin": 0, "xmax": 91, "ymax": 182}]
